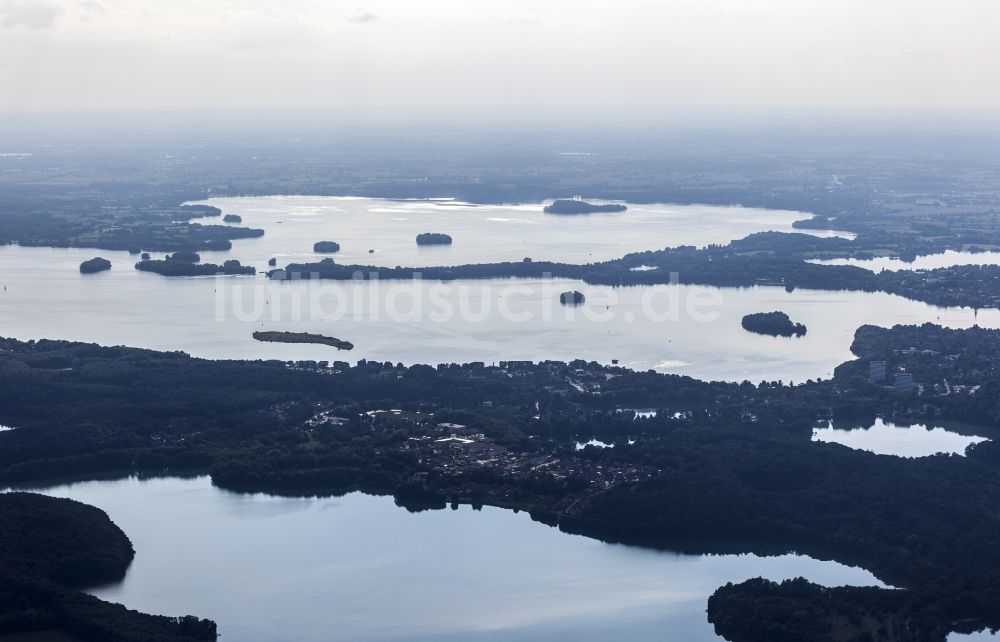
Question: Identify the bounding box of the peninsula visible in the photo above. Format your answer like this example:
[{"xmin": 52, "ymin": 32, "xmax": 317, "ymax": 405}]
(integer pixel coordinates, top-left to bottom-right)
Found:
[
  {"xmin": 544, "ymin": 199, "xmax": 627, "ymax": 215},
  {"xmin": 0, "ymin": 492, "xmax": 217, "ymax": 641},
  {"xmin": 252, "ymin": 330, "xmax": 354, "ymax": 350}
]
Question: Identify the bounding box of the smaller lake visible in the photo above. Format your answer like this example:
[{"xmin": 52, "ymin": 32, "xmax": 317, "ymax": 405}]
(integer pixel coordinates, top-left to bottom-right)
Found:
[
  {"xmin": 620, "ymin": 408, "xmax": 659, "ymax": 419},
  {"xmin": 25, "ymin": 476, "xmax": 885, "ymax": 642},
  {"xmin": 808, "ymin": 250, "xmax": 1000, "ymax": 272},
  {"xmin": 575, "ymin": 439, "xmax": 616, "ymax": 450},
  {"xmin": 951, "ymin": 631, "xmax": 1000, "ymax": 641},
  {"xmin": 812, "ymin": 418, "xmax": 989, "ymax": 457}
]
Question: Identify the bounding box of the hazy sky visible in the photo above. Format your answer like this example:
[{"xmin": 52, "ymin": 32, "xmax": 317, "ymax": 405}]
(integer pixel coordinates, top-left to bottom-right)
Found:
[{"xmin": 2, "ymin": 0, "xmax": 999, "ymax": 118}]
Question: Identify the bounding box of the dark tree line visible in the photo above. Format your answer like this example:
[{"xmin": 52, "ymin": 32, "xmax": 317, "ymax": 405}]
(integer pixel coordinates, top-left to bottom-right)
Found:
[
  {"xmin": 2, "ymin": 328, "xmax": 1000, "ymax": 639},
  {"xmin": 0, "ymin": 493, "xmax": 216, "ymax": 642}
]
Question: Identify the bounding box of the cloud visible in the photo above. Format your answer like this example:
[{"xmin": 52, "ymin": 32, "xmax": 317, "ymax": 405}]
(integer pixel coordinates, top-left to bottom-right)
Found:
[
  {"xmin": 0, "ymin": 0, "xmax": 61, "ymax": 29},
  {"xmin": 347, "ymin": 10, "xmax": 377, "ymax": 24},
  {"xmin": 227, "ymin": 13, "xmax": 330, "ymax": 51},
  {"xmin": 78, "ymin": 0, "xmax": 109, "ymax": 16},
  {"xmin": 505, "ymin": 14, "xmax": 542, "ymax": 25}
]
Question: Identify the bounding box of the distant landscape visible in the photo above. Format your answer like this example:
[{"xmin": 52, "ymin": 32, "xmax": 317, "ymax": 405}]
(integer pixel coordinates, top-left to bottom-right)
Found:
[{"xmin": 3, "ymin": 126, "xmax": 1000, "ymax": 640}]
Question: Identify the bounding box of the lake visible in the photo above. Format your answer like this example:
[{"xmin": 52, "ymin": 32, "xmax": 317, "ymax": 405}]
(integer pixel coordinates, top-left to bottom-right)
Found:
[
  {"xmin": 812, "ymin": 418, "xmax": 990, "ymax": 457},
  {"xmin": 193, "ymin": 196, "xmax": 853, "ymax": 268},
  {"xmin": 26, "ymin": 476, "xmax": 883, "ymax": 642},
  {"xmin": 2, "ymin": 197, "xmax": 993, "ymax": 641},
  {"xmin": 808, "ymin": 249, "xmax": 1000, "ymax": 272},
  {"xmin": 0, "ymin": 196, "xmax": 995, "ymax": 382},
  {"xmin": 2, "ymin": 243, "xmax": 999, "ymax": 383}
]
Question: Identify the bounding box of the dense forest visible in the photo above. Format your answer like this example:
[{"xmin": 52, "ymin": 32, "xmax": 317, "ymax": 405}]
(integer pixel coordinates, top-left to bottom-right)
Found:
[
  {"xmin": 0, "ymin": 493, "xmax": 216, "ymax": 642},
  {"xmin": 0, "ymin": 191, "xmax": 263, "ymax": 253},
  {"xmin": 2, "ymin": 325, "xmax": 1000, "ymax": 639},
  {"xmin": 707, "ymin": 578, "xmax": 953, "ymax": 642}
]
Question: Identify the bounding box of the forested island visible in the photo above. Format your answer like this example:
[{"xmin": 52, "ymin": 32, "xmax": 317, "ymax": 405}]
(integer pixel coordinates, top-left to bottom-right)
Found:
[
  {"xmin": 252, "ymin": 330, "xmax": 353, "ymax": 350},
  {"xmin": 313, "ymin": 241, "xmax": 340, "ymax": 253},
  {"xmin": 222, "ymin": 214, "xmax": 242, "ymax": 223},
  {"xmin": 543, "ymin": 199, "xmax": 628, "ymax": 214},
  {"xmin": 135, "ymin": 259, "xmax": 255, "ymax": 277},
  {"xmin": 416, "ymin": 232, "xmax": 452, "ymax": 246},
  {"xmin": 741, "ymin": 311, "xmax": 807, "ymax": 337},
  {"xmin": 79, "ymin": 257, "xmax": 111, "ymax": 274},
  {"xmin": 2, "ymin": 324, "xmax": 1000, "ymax": 639}
]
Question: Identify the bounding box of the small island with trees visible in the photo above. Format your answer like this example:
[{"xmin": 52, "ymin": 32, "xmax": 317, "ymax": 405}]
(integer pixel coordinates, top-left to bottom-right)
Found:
[
  {"xmin": 313, "ymin": 241, "xmax": 341, "ymax": 253},
  {"xmin": 135, "ymin": 258, "xmax": 255, "ymax": 277},
  {"xmin": 79, "ymin": 257, "xmax": 112, "ymax": 274},
  {"xmin": 416, "ymin": 233, "xmax": 452, "ymax": 246},
  {"xmin": 560, "ymin": 290, "xmax": 586, "ymax": 305},
  {"xmin": 544, "ymin": 199, "xmax": 627, "ymax": 215},
  {"xmin": 252, "ymin": 330, "xmax": 354, "ymax": 350},
  {"xmin": 741, "ymin": 311, "xmax": 807, "ymax": 337},
  {"xmin": 223, "ymin": 214, "xmax": 242, "ymax": 223}
]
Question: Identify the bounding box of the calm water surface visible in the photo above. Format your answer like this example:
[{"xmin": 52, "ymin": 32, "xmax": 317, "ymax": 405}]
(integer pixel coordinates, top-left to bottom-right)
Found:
[
  {"xmin": 29, "ymin": 476, "xmax": 883, "ymax": 642},
  {"xmin": 193, "ymin": 196, "xmax": 853, "ymax": 268},
  {"xmin": 808, "ymin": 249, "xmax": 1000, "ymax": 272},
  {"xmin": 812, "ymin": 418, "xmax": 990, "ymax": 457},
  {"xmin": 1, "ymin": 244, "xmax": 998, "ymax": 382},
  {"xmin": 0, "ymin": 197, "xmax": 994, "ymax": 382}
]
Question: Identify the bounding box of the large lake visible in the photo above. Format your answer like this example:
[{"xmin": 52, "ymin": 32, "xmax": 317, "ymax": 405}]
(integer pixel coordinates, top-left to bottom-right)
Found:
[
  {"xmin": 0, "ymin": 196, "xmax": 995, "ymax": 382},
  {"xmin": 0, "ymin": 196, "xmax": 1000, "ymax": 382},
  {"xmin": 2, "ymin": 244, "xmax": 998, "ymax": 383},
  {"xmin": 27, "ymin": 476, "xmax": 883, "ymax": 642},
  {"xmin": 194, "ymin": 196, "xmax": 853, "ymax": 267}
]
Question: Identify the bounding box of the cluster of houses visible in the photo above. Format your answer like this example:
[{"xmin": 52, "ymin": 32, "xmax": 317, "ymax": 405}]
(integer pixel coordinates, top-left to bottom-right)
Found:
[{"xmin": 405, "ymin": 423, "xmax": 510, "ymax": 461}]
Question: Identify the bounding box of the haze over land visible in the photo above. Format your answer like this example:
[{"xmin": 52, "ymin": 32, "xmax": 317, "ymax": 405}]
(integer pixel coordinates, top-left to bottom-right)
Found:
[{"xmin": 2, "ymin": 0, "xmax": 1000, "ymax": 125}]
